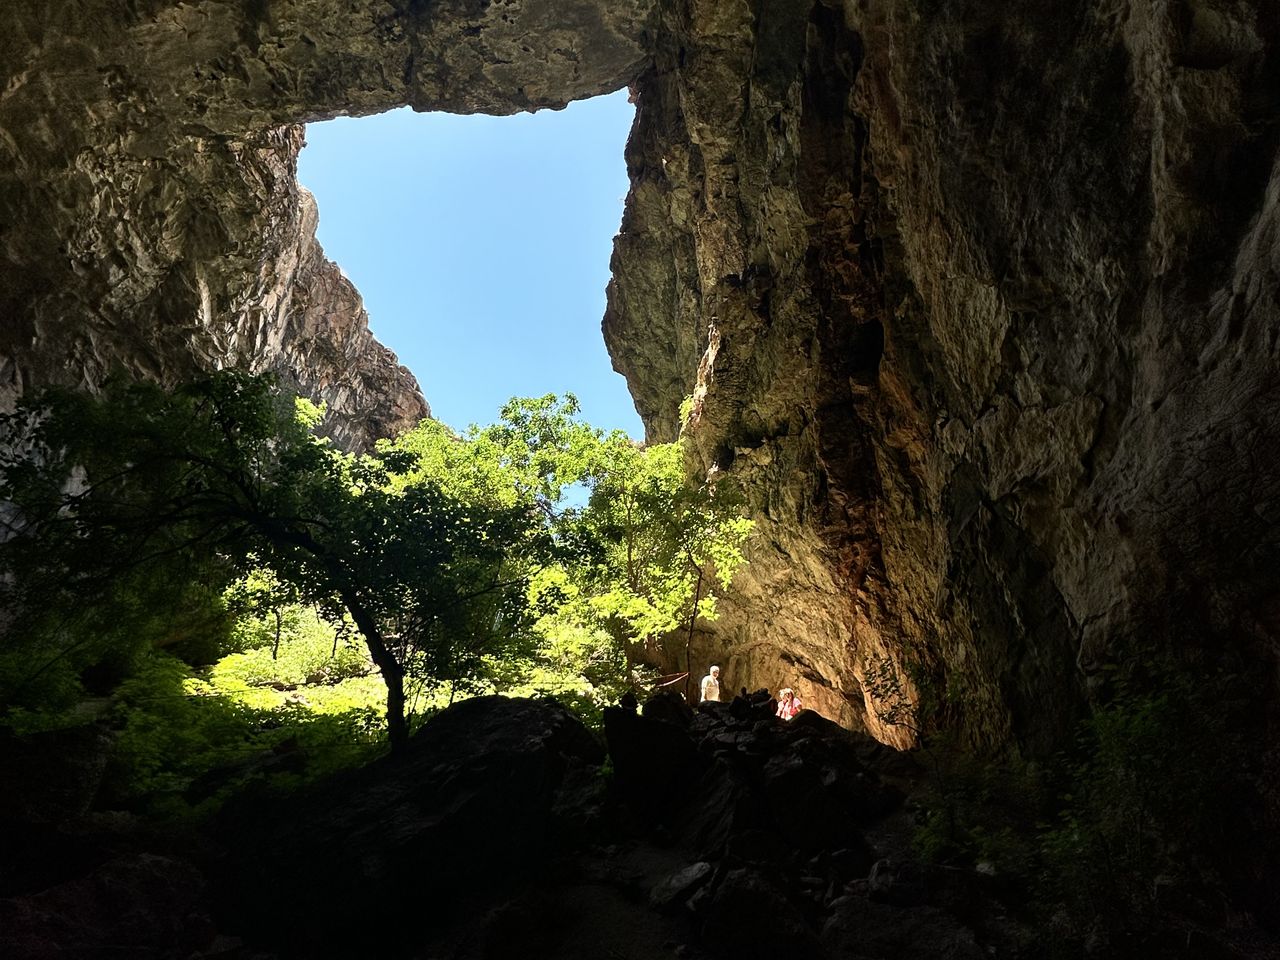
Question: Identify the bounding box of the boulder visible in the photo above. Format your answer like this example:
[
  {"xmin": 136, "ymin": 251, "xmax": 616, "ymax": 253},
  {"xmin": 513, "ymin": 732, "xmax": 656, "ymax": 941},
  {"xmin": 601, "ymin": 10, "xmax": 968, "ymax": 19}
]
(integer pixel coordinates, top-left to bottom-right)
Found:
[
  {"xmin": 642, "ymin": 689, "xmax": 694, "ymax": 728},
  {"xmin": 701, "ymin": 868, "xmax": 824, "ymax": 958},
  {"xmin": 604, "ymin": 702, "xmax": 707, "ymax": 823},
  {"xmin": 0, "ymin": 854, "xmax": 212, "ymax": 959},
  {"xmin": 0, "ymin": 724, "xmax": 113, "ymax": 824},
  {"xmin": 216, "ymin": 696, "xmax": 604, "ymax": 957},
  {"xmin": 649, "ymin": 861, "xmax": 714, "ymax": 911},
  {"xmin": 868, "ymin": 857, "xmax": 928, "ymax": 907},
  {"xmin": 822, "ymin": 895, "xmax": 986, "ymax": 960}
]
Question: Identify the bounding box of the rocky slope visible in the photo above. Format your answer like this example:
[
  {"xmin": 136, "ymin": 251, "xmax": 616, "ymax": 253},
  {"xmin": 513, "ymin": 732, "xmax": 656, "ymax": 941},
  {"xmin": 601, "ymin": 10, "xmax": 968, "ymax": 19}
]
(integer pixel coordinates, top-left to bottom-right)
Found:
[
  {"xmin": 2, "ymin": 0, "xmax": 1277, "ymax": 771},
  {"xmin": 0, "ymin": 695, "xmax": 1018, "ymax": 959},
  {"xmin": 5, "ymin": 693, "xmax": 1275, "ymax": 958}
]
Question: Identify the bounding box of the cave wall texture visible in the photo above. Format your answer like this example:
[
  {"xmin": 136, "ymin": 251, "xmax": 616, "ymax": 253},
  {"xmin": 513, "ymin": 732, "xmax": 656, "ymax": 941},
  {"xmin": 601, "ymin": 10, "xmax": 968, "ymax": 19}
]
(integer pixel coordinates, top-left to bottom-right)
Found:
[
  {"xmin": 0, "ymin": 0, "xmax": 654, "ymax": 445},
  {"xmin": 2, "ymin": 0, "xmax": 1278, "ymax": 759},
  {"xmin": 605, "ymin": 0, "xmax": 1280, "ymax": 755}
]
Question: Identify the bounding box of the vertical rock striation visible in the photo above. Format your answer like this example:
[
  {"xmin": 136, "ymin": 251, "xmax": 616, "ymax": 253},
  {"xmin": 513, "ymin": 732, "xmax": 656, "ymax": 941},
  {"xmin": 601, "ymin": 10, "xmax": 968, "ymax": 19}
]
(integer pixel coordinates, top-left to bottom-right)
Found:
[
  {"xmin": 853, "ymin": 0, "xmax": 1280, "ymax": 755},
  {"xmin": 607, "ymin": 0, "xmax": 914, "ymax": 742},
  {"xmin": 606, "ymin": 0, "xmax": 1280, "ymax": 756}
]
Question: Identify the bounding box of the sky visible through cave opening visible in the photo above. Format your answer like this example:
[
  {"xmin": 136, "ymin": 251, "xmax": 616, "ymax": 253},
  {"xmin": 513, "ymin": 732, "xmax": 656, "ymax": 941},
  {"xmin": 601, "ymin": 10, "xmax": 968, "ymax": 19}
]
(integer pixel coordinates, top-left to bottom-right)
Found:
[{"xmin": 298, "ymin": 89, "xmax": 642, "ymax": 438}]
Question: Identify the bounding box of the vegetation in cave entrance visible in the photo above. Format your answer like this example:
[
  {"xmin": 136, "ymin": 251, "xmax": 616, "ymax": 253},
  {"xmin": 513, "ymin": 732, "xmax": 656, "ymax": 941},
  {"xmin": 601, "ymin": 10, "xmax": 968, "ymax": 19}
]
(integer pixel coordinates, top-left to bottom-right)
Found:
[
  {"xmin": 384, "ymin": 400, "xmax": 752, "ymax": 700},
  {"xmin": 863, "ymin": 642, "xmax": 1265, "ymax": 947},
  {"xmin": 0, "ymin": 373, "xmax": 751, "ymax": 806}
]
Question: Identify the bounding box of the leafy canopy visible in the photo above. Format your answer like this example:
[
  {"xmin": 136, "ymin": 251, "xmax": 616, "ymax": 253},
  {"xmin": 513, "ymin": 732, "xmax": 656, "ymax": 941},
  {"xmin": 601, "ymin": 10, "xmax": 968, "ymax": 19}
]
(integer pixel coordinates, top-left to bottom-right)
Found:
[
  {"xmin": 0, "ymin": 373, "xmax": 545, "ymax": 752},
  {"xmin": 1, "ymin": 377, "xmax": 753, "ymax": 753}
]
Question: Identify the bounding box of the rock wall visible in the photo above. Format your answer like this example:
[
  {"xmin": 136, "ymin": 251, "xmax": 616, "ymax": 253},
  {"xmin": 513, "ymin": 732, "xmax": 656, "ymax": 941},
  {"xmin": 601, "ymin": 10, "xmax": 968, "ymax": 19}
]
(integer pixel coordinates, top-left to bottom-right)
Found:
[
  {"xmin": 0, "ymin": 0, "xmax": 655, "ymax": 445},
  {"xmin": 857, "ymin": 0, "xmax": 1280, "ymax": 754},
  {"xmin": 606, "ymin": 0, "xmax": 1280, "ymax": 753},
  {"xmin": 2, "ymin": 0, "xmax": 1277, "ymax": 760},
  {"xmin": 607, "ymin": 0, "xmax": 908, "ymax": 740}
]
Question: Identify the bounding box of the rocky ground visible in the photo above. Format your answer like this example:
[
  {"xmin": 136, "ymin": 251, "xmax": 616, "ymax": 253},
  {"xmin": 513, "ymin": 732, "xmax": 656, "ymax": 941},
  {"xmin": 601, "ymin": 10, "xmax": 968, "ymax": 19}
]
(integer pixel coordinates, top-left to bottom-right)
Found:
[{"xmin": 2, "ymin": 693, "xmax": 1278, "ymax": 960}]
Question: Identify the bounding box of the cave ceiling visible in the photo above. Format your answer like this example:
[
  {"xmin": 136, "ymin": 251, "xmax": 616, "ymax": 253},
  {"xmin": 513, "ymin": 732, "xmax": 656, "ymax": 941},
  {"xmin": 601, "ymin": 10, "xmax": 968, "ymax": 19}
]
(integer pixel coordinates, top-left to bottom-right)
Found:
[{"xmin": 0, "ymin": 0, "xmax": 654, "ymax": 446}]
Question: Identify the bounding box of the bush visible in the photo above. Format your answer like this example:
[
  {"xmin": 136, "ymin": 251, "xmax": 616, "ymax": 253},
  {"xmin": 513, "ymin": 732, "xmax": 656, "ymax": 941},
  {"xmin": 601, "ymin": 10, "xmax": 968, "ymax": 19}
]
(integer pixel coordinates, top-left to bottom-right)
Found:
[
  {"xmin": 212, "ymin": 613, "xmax": 371, "ymax": 690},
  {"xmin": 102, "ymin": 650, "xmax": 385, "ymax": 819},
  {"xmin": 482, "ymin": 611, "xmax": 633, "ymax": 729},
  {"xmin": 909, "ymin": 647, "xmax": 1262, "ymax": 949},
  {"xmin": 910, "ymin": 736, "xmax": 1049, "ymax": 879},
  {"xmin": 1037, "ymin": 656, "xmax": 1258, "ymax": 936},
  {"xmin": 0, "ymin": 565, "xmax": 234, "ymax": 725}
]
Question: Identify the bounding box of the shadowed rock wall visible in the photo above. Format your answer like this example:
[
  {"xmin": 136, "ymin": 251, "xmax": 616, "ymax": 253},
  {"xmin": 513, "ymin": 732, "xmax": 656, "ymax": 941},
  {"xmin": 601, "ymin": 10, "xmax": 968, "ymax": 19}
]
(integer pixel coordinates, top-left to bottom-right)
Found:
[
  {"xmin": 607, "ymin": 0, "xmax": 909, "ymax": 739},
  {"xmin": 606, "ymin": 0, "xmax": 1280, "ymax": 753}
]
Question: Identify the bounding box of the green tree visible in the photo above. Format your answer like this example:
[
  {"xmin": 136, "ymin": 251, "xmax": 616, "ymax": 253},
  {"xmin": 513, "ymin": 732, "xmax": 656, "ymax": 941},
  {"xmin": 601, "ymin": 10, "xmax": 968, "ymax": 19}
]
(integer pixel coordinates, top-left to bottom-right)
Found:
[
  {"xmin": 223, "ymin": 566, "xmax": 302, "ymax": 660},
  {"xmin": 2, "ymin": 380, "xmax": 753, "ymax": 749},
  {"xmin": 579, "ymin": 435, "xmax": 752, "ymax": 697},
  {"xmin": 384, "ymin": 395, "xmax": 754, "ymax": 703},
  {"xmin": 0, "ymin": 373, "xmax": 541, "ymax": 753},
  {"xmin": 0, "ymin": 554, "xmax": 234, "ymax": 726},
  {"xmin": 383, "ymin": 393, "xmax": 600, "ymax": 513}
]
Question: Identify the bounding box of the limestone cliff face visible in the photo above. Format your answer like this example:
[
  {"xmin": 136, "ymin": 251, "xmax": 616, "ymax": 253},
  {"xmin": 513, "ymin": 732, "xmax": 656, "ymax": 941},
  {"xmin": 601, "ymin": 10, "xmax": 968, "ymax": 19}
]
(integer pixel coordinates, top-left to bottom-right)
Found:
[
  {"xmin": 607, "ymin": 0, "xmax": 918, "ymax": 742},
  {"xmin": 606, "ymin": 0, "xmax": 1280, "ymax": 752},
  {"xmin": 275, "ymin": 186, "xmax": 431, "ymax": 449},
  {"xmin": 0, "ymin": 0, "xmax": 654, "ymax": 445},
  {"xmin": 2, "ymin": 0, "xmax": 1277, "ymax": 760}
]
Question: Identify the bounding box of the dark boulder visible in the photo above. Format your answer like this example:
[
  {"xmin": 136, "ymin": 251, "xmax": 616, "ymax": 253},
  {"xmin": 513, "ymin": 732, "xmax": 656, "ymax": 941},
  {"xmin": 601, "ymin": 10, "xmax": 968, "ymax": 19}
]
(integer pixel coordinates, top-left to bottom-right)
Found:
[
  {"xmin": 822, "ymin": 894, "xmax": 986, "ymax": 960},
  {"xmin": 675, "ymin": 761, "xmax": 770, "ymax": 854},
  {"xmin": 215, "ymin": 696, "xmax": 603, "ymax": 958},
  {"xmin": 701, "ymin": 867, "xmax": 824, "ymax": 958},
  {"xmin": 642, "ymin": 688, "xmax": 694, "ymax": 727},
  {"xmin": 604, "ymin": 699, "xmax": 707, "ymax": 823},
  {"xmin": 760, "ymin": 752, "xmax": 864, "ymax": 853},
  {"xmin": 649, "ymin": 860, "xmax": 714, "ymax": 911},
  {"xmin": 868, "ymin": 857, "xmax": 928, "ymax": 907},
  {"xmin": 0, "ymin": 853, "xmax": 213, "ymax": 960},
  {"xmin": 0, "ymin": 723, "xmax": 113, "ymax": 824}
]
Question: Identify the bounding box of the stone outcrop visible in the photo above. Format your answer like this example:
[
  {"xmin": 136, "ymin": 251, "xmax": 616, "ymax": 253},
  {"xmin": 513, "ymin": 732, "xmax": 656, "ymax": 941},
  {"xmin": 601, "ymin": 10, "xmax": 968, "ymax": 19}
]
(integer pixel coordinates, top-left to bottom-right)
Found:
[
  {"xmin": 0, "ymin": 0, "xmax": 656, "ymax": 445},
  {"xmin": 216, "ymin": 696, "xmax": 607, "ymax": 956},
  {"xmin": 605, "ymin": 0, "xmax": 1280, "ymax": 757},
  {"xmin": 0, "ymin": 853, "xmax": 212, "ymax": 960},
  {"xmin": 276, "ymin": 187, "xmax": 432, "ymax": 448},
  {"xmin": 211, "ymin": 693, "xmax": 1017, "ymax": 959},
  {"xmin": 2, "ymin": 0, "xmax": 1278, "ymax": 768},
  {"xmin": 607, "ymin": 0, "xmax": 906, "ymax": 737},
  {"xmin": 5, "ymin": 691, "xmax": 1277, "ymax": 958}
]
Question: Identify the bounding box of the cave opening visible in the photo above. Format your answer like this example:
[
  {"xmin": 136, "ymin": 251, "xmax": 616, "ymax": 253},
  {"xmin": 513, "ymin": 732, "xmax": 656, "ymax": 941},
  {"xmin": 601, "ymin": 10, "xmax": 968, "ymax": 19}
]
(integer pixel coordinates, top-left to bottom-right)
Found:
[{"xmin": 297, "ymin": 89, "xmax": 642, "ymax": 438}]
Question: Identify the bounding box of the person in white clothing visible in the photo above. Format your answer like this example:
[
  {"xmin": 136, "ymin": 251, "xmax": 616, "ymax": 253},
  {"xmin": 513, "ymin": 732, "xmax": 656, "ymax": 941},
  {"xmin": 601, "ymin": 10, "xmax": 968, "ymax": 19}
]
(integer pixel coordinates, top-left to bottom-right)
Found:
[{"xmin": 700, "ymin": 665, "xmax": 721, "ymax": 702}]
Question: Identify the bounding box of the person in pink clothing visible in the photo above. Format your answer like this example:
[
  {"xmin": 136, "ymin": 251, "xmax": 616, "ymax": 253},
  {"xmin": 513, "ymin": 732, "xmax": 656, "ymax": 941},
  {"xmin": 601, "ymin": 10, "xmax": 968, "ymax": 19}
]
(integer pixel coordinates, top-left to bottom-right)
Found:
[{"xmin": 775, "ymin": 687, "xmax": 802, "ymax": 720}]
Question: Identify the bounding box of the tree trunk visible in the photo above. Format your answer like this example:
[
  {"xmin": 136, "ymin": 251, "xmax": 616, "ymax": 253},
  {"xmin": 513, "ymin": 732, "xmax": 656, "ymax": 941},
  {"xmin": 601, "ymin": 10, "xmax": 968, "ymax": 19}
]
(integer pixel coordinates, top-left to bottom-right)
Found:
[
  {"xmin": 383, "ymin": 659, "xmax": 409, "ymax": 755},
  {"xmin": 250, "ymin": 520, "xmax": 410, "ymax": 755},
  {"xmin": 339, "ymin": 590, "xmax": 409, "ymax": 755},
  {"xmin": 684, "ymin": 566, "xmax": 704, "ymax": 703}
]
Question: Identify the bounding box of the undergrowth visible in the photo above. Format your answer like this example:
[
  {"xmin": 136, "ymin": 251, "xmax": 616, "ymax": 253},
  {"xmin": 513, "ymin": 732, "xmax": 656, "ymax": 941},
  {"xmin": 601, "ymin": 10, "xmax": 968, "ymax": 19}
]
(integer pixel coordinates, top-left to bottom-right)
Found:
[
  {"xmin": 7, "ymin": 595, "xmax": 629, "ymax": 822},
  {"xmin": 101, "ymin": 651, "xmax": 387, "ymax": 820},
  {"xmin": 904, "ymin": 648, "xmax": 1262, "ymax": 950}
]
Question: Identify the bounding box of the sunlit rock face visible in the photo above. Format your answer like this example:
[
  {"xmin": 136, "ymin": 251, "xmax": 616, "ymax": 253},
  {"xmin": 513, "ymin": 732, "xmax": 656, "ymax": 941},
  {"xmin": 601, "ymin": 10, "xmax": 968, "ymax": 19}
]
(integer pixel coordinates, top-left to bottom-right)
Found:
[
  {"xmin": 606, "ymin": 0, "xmax": 1280, "ymax": 753},
  {"xmin": 0, "ymin": 0, "xmax": 655, "ymax": 445}
]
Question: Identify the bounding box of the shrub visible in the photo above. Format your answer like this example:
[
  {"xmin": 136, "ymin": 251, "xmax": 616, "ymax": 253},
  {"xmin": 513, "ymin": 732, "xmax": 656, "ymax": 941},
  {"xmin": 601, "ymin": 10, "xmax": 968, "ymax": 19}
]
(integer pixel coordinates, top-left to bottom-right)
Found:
[
  {"xmin": 102, "ymin": 651, "xmax": 384, "ymax": 819},
  {"xmin": 906, "ymin": 645, "xmax": 1262, "ymax": 950},
  {"xmin": 1037, "ymin": 655, "xmax": 1258, "ymax": 936}
]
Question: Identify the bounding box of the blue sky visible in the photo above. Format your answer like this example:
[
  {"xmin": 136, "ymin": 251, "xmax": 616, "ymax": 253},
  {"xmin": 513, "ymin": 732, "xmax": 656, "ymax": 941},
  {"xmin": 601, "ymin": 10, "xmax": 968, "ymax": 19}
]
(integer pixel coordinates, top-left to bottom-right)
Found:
[{"xmin": 297, "ymin": 90, "xmax": 642, "ymax": 438}]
